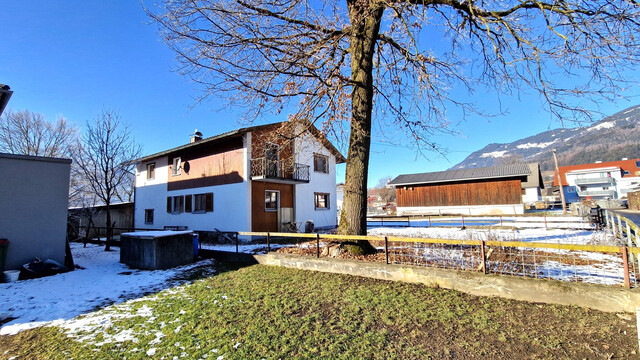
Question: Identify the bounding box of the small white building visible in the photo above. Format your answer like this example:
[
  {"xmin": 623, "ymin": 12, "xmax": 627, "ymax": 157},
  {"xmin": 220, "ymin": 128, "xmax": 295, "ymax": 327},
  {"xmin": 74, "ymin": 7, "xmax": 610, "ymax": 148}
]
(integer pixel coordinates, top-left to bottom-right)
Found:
[
  {"xmin": 133, "ymin": 122, "xmax": 345, "ymax": 232},
  {"xmin": 0, "ymin": 153, "xmax": 71, "ymax": 270}
]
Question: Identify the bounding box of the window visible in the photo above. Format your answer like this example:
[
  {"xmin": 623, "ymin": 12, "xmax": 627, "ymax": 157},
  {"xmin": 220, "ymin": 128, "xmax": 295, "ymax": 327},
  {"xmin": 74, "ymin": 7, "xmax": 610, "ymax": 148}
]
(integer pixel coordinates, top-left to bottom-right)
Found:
[
  {"xmin": 315, "ymin": 193, "xmax": 330, "ymax": 209},
  {"xmin": 144, "ymin": 209, "xmax": 154, "ymax": 224},
  {"xmin": 172, "ymin": 157, "xmax": 181, "ymax": 176},
  {"xmin": 146, "ymin": 162, "xmax": 155, "ymax": 180},
  {"xmin": 314, "ymin": 154, "xmax": 329, "ymax": 173},
  {"xmin": 636, "ymin": 160, "xmax": 640, "ymax": 167},
  {"xmin": 265, "ymin": 191, "xmax": 278, "ymax": 211},
  {"xmin": 167, "ymin": 195, "xmax": 184, "ymax": 214},
  {"xmin": 194, "ymin": 193, "xmax": 214, "ymax": 213},
  {"xmin": 265, "ymin": 143, "xmax": 279, "ymax": 177},
  {"xmin": 623, "ymin": 171, "xmax": 630, "ymax": 176}
]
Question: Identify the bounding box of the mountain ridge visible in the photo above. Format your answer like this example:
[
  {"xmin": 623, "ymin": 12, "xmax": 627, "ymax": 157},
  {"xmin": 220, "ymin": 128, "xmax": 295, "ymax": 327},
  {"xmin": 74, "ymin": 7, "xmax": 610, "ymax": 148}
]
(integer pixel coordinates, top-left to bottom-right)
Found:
[{"xmin": 451, "ymin": 105, "xmax": 640, "ymax": 172}]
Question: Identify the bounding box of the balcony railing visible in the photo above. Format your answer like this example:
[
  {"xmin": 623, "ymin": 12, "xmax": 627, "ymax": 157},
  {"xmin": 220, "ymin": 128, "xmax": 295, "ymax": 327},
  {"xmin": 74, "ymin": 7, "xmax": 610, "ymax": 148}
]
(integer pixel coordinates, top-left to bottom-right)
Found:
[
  {"xmin": 577, "ymin": 189, "xmax": 616, "ymax": 198},
  {"xmin": 250, "ymin": 157, "xmax": 310, "ymax": 183},
  {"xmin": 574, "ymin": 177, "xmax": 615, "ymax": 186}
]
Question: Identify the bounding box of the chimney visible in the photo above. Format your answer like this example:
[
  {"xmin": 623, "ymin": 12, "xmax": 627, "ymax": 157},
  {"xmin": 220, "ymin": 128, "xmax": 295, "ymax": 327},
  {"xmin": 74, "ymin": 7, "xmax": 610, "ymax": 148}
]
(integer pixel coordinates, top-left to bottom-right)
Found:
[
  {"xmin": 190, "ymin": 129, "xmax": 203, "ymax": 143},
  {"xmin": 595, "ymin": 160, "xmax": 602, "ymax": 163},
  {"xmin": 622, "ymin": 158, "xmax": 628, "ymax": 161}
]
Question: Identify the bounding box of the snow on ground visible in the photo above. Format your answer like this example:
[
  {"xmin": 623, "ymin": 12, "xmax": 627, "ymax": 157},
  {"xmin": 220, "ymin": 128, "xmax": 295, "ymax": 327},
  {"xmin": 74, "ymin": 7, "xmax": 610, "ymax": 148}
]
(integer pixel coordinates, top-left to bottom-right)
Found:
[{"xmin": 0, "ymin": 242, "xmax": 214, "ymax": 335}]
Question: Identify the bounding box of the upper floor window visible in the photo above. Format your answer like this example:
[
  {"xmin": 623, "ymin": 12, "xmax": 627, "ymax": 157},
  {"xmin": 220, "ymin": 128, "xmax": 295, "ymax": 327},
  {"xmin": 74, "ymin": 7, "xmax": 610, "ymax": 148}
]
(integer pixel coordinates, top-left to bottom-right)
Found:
[
  {"xmin": 146, "ymin": 162, "xmax": 155, "ymax": 180},
  {"xmin": 636, "ymin": 160, "xmax": 640, "ymax": 167},
  {"xmin": 172, "ymin": 157, "xmax": 181, "ymax": 176},
  {"xmin": 314, "ymin": 153, "xmax": 329, "ymax": 173}
]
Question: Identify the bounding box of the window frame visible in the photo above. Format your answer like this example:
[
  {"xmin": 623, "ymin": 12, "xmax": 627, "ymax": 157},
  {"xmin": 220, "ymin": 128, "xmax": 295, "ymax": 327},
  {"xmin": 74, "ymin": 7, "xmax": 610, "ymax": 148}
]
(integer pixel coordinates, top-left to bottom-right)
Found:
[
  {"xmin": 314, "ymin": 192, "xmax": 330, "ymax": 210},
  {"xmin": 172, "ymin": 157, "xmax": 181, "ymax": 176},
  {"xmin": 313, "ymin": 153, "xmax": 329, "ymax": 174},
  {"xmin": 171, "ymin": 195, "xmax": 184, "ymax": 214},
  {"xmin": 146, "ymin": 162, "xmax": 155, "ymax": 180},
  {"xmin": 265, "ymin": 190, "xmax": 279, "ymax": 212},
  {"xmin": 144, "ymin": 209, "xmax": 154, "ymax": 224},
  {"xmin": 193, "ymin": 193, "xmax": 213, "ymax": 213}
]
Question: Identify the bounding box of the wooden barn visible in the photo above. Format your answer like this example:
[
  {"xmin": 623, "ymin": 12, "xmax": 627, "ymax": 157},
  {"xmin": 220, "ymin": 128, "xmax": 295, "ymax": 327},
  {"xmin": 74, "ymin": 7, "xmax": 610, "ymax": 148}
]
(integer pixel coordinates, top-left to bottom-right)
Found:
[{"xmin": 389, "ymin": 163, "xmax": 543, "ymax": 216}]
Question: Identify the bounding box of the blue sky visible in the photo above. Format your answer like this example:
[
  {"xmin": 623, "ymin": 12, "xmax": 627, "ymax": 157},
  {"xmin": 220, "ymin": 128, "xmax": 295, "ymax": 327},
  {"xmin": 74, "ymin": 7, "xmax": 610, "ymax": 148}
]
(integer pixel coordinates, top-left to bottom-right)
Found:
[{"xmin": 2, "ymin": 1, "xmax": 638, "ymax": 188}]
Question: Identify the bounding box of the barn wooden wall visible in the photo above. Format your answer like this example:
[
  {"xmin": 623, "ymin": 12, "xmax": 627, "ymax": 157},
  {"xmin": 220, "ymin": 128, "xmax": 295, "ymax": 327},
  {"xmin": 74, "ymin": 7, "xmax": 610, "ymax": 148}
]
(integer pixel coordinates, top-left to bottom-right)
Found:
[{"xmin": 396, "ymin": 179, "xmax": 523, "ymax": 207}]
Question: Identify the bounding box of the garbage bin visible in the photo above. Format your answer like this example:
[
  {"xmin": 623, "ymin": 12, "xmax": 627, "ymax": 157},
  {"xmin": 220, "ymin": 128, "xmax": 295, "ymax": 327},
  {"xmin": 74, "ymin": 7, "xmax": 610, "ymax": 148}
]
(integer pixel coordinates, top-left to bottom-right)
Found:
[
  {"xmin": 0, "ymin": 239, "xmax": 8, "ymax": 272},
  {"xmin": 193, "ymin": 233, "xmax": 200, "ymax": 259},
  {"xmin": 305, "ymin": 221, "xmax": 314, "ymax": 233}
]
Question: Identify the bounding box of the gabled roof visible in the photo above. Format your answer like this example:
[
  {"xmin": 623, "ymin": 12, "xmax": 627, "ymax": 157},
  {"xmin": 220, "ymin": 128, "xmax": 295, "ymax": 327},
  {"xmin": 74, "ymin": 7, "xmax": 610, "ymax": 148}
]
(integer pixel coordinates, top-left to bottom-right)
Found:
[
  {"xmin": 553, "ymin": 158, "xmax": 640, "ymax": 186},
  {"xmin": 134, "ymin": 121, "xmax": 346, "ymax": 164},
  {"xmin": 389, "ymin": 163, "xmax": 533, "ymax": 187}
]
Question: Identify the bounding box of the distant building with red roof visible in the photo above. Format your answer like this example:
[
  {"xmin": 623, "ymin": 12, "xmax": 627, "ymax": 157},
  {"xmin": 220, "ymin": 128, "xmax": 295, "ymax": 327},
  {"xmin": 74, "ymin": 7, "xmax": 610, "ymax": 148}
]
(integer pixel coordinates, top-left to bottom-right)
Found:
[{"xmin": 553, "ymin": 158, "xmax": 640, "ymax": 202}]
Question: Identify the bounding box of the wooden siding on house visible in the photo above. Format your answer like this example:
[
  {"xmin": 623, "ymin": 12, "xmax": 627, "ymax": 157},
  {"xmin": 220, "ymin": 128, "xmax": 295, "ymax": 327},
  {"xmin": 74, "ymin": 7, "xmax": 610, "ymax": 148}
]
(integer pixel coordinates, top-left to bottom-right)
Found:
[
  {"xmin": 251, "ymin": 181, "xmax": 293, "ymax": 232},
  {"xmin": 250, "ymin": 125, "xmax": 295, "ymax": 164},
  {"xmin": 167, "ymin": 137, "xmax": 245, "ymax": 191},
  {"xmin": 396, "ymin": 178, "xmax": 523, "ymax": 208}
]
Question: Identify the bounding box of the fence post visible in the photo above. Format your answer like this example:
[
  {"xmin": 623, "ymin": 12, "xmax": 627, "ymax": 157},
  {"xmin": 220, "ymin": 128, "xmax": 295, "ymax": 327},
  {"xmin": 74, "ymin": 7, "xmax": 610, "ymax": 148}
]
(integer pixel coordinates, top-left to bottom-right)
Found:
[
  {"xmin": 618, "ymin": 215, "xmax": 623, "ymax": 238},
  {"xmin": 428, "ymin": 215, "xmax": 431, "ymax": 227},
  {"xmin": 480, "ymin": 240, "xmax": 487, "ymax": 275},
  {"xmin": 611, "ymin": 212, "xmax": 617, "ymax": 236},
  {"xmin": 316, "ymin": 233, "xmax": 320, "ymax": 258},
  {"xmin": 267, "ymin": 232, "xmax": 271, "ymax": 253},
  {"xmin": 462, "ymin": 215, "xmax": 465, "ymax": 228},
  {"xmin": 385, "ymin": 236, "xmax": 389, "ymax": 265},
  {"xmin": 500, "ymin": 216, "xmax": 503, "ymax": 226},
  {"xmin": 622, "ymin": 246, "xmax": 631, "ymax": 289},
  {"xmin": 544, "ymin": 215, "xmax": 547, "ymax": 229},
  {"xmin": 235, "ymin": 232, "xmax": 239, "ymax": 254}
]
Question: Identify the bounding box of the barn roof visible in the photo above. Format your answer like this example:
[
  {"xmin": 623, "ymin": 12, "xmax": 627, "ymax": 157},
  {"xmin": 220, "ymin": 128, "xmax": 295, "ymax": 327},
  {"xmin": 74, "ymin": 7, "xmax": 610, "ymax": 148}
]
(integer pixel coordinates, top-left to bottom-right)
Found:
[{"xmin": 389, "ymin": 163, "xmax": 534, "ymax": 187}]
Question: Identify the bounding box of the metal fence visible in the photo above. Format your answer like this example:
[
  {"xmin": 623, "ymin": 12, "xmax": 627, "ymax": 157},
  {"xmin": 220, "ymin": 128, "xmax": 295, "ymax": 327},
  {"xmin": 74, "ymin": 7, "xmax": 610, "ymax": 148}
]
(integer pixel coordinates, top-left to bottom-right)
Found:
[
  {"xmin": 233, "ymin": 231, "xmax": 640, "ymax": 288},
  {"xmin": 366, "ymin": 215, "xmax": 595, "ymax": 230}
]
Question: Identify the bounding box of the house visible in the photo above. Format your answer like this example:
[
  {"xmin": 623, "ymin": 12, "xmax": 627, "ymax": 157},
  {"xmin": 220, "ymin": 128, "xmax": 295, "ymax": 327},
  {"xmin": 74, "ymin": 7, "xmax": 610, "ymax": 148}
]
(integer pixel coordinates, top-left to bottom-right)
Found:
[
  {"xmin": 133, "ymin": 122, "xmax": 346, "ymax": 232},
  {"xmin": 0, "ymin": 153, "xmax": 71, "ymax": 270},
  {"xmin": 389, "ymin": 163, "xmax": 544, "ymax": 216},
  {"xmin": 553, "ymin": 158, "xmax": 640, "ymax": 202}
]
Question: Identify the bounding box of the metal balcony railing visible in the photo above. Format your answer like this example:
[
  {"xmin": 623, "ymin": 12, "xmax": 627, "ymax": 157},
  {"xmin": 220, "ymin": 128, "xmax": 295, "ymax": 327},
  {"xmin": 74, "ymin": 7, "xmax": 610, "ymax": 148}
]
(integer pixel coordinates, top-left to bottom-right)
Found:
[
  {"xmin": 577, "ymin": 189, "xmax": 616, "ymax": 198},
  {"xmin": 574, "ymin": 177, "xmax": 615, "ymax": 186},
  {"xmin": 250, "ymin": 157, "xmax": 310, "ymax": 183}
]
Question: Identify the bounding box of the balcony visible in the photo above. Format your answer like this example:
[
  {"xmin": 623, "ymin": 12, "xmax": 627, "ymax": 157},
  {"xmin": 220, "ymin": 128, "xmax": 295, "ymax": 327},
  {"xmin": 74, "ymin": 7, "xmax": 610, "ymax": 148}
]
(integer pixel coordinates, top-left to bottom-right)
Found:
[
  {"xmin": 577, "ymin": 189, "xmax": 616, "ymax": 199},
  {"xmin": 250, "ymin": 157, "xmax": 310, "ymax": 184},
  {"xmin": 573, "ymin": 177, "xmax": 615, "ymax": 186}
]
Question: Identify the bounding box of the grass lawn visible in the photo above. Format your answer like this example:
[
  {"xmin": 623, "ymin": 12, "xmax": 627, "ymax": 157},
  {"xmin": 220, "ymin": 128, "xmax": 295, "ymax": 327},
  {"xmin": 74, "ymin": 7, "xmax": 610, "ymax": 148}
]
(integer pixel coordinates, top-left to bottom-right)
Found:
[{"xmin": 1, "ymin": 262, "xmax": 637, "ymax": 359}]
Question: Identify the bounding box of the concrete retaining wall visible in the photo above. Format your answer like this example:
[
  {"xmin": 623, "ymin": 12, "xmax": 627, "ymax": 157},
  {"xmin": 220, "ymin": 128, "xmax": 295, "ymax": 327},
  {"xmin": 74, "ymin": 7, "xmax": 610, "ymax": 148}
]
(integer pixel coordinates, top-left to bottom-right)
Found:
[{"xmin": 246, "ymin": 252, "xmax": 640, "ymax": 313}]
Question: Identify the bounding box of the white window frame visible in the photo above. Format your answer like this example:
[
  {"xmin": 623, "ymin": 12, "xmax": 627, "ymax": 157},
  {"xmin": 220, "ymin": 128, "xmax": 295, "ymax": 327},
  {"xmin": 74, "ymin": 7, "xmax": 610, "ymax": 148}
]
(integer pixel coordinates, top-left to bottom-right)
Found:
[
  {"xmin": 172, "ymin": 157, "xmax": 182, "ymax": 176},
  {"xmin": 314, "ymin": 192, "xmax": 330, "ymax": 210},
  {"xmin": 313, "ymin": 153, "xmax": 329, "ymax": 174},
  {"xmin": 146, "ymin": 162, "xmax": 155, "ymax": 180},
  {"xmin": 265, "ymin": 190, "xmax": 279, "ymax": 212}
]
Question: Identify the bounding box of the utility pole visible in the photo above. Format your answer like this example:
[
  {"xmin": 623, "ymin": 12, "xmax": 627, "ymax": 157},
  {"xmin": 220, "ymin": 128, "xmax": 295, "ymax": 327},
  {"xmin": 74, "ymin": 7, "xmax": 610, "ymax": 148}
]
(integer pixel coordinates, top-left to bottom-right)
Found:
[{"xmin": 553, "ymin": 149, "xmax": 567, "ymax": 214}]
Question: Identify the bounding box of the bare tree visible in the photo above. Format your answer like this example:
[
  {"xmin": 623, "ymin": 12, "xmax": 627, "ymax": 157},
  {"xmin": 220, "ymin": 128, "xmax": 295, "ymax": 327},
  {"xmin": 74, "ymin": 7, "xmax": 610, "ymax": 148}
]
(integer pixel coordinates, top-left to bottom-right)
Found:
[
  {"xmin": 373, "ymin": 176, "xmax": 396, "ymax": 204},
  {"xmin": 75, "ymin": 110, "xmax": 142, "ymax": 251},
  {"xmin": 149, "ymin": 1, "xmax": 640, "ymax": 243},
  {"xmin": 0, "ymin": 109, "xmax": 77, "ymax": 157}
]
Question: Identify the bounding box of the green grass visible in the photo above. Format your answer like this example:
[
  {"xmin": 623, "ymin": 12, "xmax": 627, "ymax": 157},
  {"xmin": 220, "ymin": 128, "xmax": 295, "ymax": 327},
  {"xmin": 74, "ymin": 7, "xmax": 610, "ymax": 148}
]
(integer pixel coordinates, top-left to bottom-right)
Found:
[{"xmin": 1, "ymin": 263, "xmax": 637, "ymax": 359}]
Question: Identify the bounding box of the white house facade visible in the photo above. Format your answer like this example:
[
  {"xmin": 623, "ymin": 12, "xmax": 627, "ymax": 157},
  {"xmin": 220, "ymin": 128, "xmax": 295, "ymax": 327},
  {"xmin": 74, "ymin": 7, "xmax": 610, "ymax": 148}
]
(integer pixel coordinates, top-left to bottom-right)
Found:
[
  {"xmin": 555, "ymin": 159, "xmax": 640, "ymax": 202},
  {"xmin": 133, "ymin": 122, "xmax": 345, "ymax": 233}
]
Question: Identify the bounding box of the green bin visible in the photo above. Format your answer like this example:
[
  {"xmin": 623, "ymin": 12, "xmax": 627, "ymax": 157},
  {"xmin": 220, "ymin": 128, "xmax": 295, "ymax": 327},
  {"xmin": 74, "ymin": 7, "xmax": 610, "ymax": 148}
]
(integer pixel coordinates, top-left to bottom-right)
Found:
[{"xmin": 0, "ymin": 239, "xmax": 8, "ymax": 272}]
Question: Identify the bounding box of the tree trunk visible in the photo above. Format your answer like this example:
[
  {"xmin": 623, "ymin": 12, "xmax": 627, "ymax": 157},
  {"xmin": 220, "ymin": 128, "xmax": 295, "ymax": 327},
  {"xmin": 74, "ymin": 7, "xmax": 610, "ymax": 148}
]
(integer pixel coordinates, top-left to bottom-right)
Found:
[
  {"xmin": 105, "ymin": 202, "xmax": 112, "ymax": 251},
  {"xmin": 338, "ymin": 1, "xmax": 383, "ymax": 248}
]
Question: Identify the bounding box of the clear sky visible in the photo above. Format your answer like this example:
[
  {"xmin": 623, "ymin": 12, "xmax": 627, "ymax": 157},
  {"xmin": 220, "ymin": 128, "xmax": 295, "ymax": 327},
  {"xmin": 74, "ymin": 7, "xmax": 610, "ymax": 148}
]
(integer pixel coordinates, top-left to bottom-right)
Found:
[{"xmin": 2, "ymin": 1, "xmax": 638, "ymax": 188}]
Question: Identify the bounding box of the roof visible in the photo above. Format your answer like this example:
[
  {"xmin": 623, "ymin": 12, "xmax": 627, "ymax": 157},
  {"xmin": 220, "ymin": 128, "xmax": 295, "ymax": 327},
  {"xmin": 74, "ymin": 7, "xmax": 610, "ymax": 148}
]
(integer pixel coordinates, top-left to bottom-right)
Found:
[
  {"xmin": 389, "ymin": 163, "xmax": 534, "ymax": 187},
  {"xmin": 0, "ymin": 152, "xmax": 72, "ymax": 164},
  {"xmin": 553, "ymin": 158, "xmax": 640, "ymax": 186},
  {"xmin": 135, "ymin": 121, "xmax": 346, "ymax": 164}
]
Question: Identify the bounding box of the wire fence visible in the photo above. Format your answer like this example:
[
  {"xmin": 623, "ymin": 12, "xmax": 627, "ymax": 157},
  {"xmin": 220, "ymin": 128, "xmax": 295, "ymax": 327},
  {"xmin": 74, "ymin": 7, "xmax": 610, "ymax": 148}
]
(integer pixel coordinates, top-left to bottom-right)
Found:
[{"xmin": 232, "ymin": 231, "xmax": 640, "ymax": 289}]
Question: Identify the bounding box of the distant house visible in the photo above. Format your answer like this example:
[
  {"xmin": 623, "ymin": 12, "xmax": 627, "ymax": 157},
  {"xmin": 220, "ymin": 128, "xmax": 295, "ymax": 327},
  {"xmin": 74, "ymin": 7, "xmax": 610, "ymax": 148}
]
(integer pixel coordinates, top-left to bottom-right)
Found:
[
  {"xmin": 0, "ymin": 153, "xmax": 71, "ymax": 270},
  {"xmin": 133, "ymin": 122, "xmax": 345, "ymax": 232},
  {"xmin": 553, "ymin": 158, "xmax": 640, "ymax": 202},
  {"xmin": 389, "ymin": 163, "xmax": 544, "ymax": 216},
  {"xmin": 68, "ymin": 202, "xmax": 134, "ymax": 238}
]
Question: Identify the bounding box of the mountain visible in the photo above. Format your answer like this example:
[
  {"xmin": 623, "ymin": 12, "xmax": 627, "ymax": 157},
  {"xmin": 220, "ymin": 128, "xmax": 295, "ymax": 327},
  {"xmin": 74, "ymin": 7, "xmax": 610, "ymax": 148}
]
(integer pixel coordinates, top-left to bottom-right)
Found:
[{"xmin": 451, "ymin": 105, "xmax": 640, "ymax": 174}]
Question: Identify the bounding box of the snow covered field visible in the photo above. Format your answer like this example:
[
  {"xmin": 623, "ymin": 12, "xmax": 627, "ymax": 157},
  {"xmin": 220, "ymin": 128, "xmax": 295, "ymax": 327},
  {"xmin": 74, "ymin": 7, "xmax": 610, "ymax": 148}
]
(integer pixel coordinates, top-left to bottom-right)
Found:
[{"xmin": 0, "ymin": 243, "xmax": 215, "ymax": 336}]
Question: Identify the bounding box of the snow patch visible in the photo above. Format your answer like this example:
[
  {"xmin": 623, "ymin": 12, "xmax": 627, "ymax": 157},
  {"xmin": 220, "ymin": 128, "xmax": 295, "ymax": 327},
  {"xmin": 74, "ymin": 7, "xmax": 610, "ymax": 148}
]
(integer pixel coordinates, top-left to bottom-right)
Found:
[
  {"xmin": 516, "ymin": 141, "xmax": 556, "ymax": 149},
  {"xmin": 480, "ymin": 150, "xmax": 508, "ymax": 158},
  {"xmin": 586, "ymin": 121, "xmax": 615, "ymax": 131}
]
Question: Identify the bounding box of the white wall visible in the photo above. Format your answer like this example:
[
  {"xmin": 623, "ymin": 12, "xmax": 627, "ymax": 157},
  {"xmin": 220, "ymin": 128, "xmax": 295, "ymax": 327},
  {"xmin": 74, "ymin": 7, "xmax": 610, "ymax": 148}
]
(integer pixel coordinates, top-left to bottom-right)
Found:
[
  {"xmin": 397, "ymin": 204, "xmax": 525, "ymax": 216},
  {"xmin": 134, "ymin": 156, "xmax": 250, "ymax": 232},
  {"xmin": 522, "ymin": 187, "xmax": 541, "ymax": 204},
  {"xmin": 0, "ymin": 154, "xmax": 71, "ymax": 270},
  {"xmin": 294, "ymin": 133, "xmax": 339, "ymax": 229}
]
